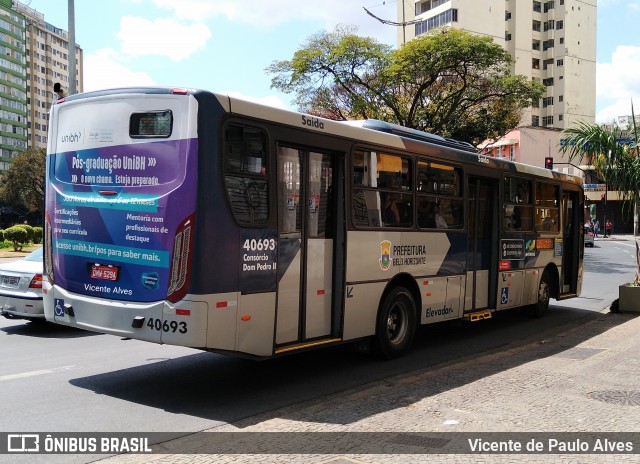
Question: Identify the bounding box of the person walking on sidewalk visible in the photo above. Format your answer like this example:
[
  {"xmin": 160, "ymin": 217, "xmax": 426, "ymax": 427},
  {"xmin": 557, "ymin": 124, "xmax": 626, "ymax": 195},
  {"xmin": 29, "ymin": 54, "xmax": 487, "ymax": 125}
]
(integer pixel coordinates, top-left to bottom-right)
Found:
[
  {"xmin": 594, "ymin": 219, "xmax": 600, "ymax": 238},
  {"xmin": 605, "ymin": 219, "xmax": 612, "ymax": 238}
]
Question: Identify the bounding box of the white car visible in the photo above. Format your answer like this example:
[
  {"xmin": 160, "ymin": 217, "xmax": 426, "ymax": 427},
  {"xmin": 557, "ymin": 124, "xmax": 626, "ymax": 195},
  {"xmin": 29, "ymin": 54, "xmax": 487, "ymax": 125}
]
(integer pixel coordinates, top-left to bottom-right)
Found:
[{"xmin": 0, "ymin": 248, "xmax": 44, "ymax": 321}]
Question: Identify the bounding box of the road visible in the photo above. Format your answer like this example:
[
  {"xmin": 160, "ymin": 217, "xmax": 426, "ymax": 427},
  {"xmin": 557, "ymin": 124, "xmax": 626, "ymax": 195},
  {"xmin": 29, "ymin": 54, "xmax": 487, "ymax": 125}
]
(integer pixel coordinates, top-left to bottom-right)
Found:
[{"xmin": 0, "ymin": 238, "xmax": 635, "ymax": 463}]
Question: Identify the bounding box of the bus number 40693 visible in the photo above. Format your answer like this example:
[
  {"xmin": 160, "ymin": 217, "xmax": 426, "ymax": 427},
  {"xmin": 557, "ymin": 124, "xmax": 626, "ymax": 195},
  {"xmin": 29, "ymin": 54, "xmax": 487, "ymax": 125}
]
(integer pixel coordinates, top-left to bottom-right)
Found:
[{"xmin": 146, "ymin": 318, "xmax": 187, "ymax": 334}]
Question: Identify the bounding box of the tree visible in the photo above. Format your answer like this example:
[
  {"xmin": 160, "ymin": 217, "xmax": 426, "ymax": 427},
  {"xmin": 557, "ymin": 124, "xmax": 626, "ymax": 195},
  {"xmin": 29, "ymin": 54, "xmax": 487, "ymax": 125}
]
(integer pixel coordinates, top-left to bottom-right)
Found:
[
  {"xmin": 0, "ymin": 148, "xmax": 46, "ymax": 214},
  {"xmin": 561, "ymin": 108, "xmax": 640, "ymax": 213},
  {"xmin": 267, "ymin": 26, "xmax": 544, "ymax": 145}
]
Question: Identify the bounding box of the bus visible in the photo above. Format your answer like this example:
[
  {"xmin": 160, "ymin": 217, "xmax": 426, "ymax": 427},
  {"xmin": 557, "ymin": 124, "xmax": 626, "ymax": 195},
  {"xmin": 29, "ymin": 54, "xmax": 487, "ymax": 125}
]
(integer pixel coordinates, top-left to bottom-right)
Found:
[{"xmin": 43, "ymin": 87, "xmax": 584, "ymax": 359}]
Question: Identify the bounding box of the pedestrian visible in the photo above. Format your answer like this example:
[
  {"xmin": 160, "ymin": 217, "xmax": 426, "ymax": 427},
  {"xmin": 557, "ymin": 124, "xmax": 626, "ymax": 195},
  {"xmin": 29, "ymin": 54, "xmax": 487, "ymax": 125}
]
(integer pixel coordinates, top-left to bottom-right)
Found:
[
  {"xmin": 605, "ymin": 219, "xmax": 612, "ymax": 237},
  {"xmin": 593, "ymin": 219, "xmax": 600, "ymax": 238}
]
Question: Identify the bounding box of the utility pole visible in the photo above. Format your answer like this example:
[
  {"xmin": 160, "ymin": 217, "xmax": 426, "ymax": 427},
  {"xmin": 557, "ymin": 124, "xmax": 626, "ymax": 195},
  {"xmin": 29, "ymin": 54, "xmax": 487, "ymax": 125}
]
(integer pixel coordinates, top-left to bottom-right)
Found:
[{"xmin": 68, "ymin": 0, "xmax": 76, "ymax": 95}]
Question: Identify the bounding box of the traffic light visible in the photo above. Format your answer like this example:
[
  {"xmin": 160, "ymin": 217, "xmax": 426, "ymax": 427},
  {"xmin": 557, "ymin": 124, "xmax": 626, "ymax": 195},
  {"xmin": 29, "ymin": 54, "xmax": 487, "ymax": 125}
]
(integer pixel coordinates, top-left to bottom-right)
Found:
[
  {"xmin": 601, "ymin": 194, "xmax": 606, "ymax": 205},
  {"xmin": 544, "ymin": 157, "xmax": 553, "ymax": 170}
]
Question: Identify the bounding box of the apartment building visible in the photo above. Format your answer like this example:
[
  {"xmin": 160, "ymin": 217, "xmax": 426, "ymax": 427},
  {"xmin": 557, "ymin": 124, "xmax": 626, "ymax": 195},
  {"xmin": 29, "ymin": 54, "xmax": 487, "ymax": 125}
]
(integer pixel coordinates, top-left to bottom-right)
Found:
[
  {"xmin": 398, "ymin": 0, "xmax": 597, "ymax": 130},
  {"xmin": 0, "ymin": 0, "xmax": 27, "ymax": 172},
  {"xmin": 14, "ymin": 0, "xmax": 83, "ymax": 152}
]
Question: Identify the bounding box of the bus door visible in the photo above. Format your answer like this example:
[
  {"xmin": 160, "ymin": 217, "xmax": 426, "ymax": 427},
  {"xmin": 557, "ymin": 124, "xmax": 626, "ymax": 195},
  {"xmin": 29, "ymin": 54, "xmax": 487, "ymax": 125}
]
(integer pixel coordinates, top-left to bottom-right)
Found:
[
  {"xmin": 465, "ymin": 177, "xmax": 499, "ymax": 312},
  {"xmin": 275, "ymin": 145, "xmax": 342, "ymax": 349},
  {"xmin": 561, "ymin": 190, "xmax": 581, "ymax": 295}
]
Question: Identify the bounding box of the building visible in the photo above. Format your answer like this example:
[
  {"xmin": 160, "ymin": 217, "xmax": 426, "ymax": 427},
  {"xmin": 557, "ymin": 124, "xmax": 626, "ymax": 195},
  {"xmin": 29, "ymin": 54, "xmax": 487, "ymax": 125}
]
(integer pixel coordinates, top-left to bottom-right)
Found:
[
  {"xmin": 0, "ymin": 0, "xmax": 27, "ymax": 172},
  {"xmin": 13, "ymin": 0, "xmax": 83, "ymax": 152},
  {"xmin": 398, "ymin": 0, "xmax": 596, "ymax": 131}
]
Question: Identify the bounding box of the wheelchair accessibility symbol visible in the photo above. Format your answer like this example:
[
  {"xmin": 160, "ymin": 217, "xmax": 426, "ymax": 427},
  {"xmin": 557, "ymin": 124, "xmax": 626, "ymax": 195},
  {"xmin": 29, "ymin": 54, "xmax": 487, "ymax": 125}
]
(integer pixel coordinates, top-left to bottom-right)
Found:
[
  {"xmin": 54, "ymin": 298, "xmax": 65, "ymax": 317},
  {"xmin": 501, "ymin": 287, "xmax": 509, "ymax": 305}
]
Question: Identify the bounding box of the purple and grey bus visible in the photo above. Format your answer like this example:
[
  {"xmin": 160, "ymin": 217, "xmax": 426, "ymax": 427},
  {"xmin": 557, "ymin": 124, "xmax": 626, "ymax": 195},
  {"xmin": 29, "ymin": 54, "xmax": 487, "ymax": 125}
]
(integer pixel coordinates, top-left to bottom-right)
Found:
[{"xmin": 44, "ymin": 88, "xmax": 584, "ymax": 359}]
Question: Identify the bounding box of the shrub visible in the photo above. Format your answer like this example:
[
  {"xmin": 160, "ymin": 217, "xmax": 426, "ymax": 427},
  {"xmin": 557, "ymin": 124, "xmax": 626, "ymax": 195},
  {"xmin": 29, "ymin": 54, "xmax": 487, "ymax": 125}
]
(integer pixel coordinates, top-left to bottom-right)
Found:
[
  {"xmin": 0, "ymin": 230, "xmax": 4, "ymax": 242},
  {"xmin": 14, "ymin": 223, "xmax": 34, "ymax": 242},
  {"xmin": 33, "ymin": 226, "xmax": 43, "ymax": 244},
  {"xmin": 4, "ymin": 226, "xmax": 28, "ymax": 251}
]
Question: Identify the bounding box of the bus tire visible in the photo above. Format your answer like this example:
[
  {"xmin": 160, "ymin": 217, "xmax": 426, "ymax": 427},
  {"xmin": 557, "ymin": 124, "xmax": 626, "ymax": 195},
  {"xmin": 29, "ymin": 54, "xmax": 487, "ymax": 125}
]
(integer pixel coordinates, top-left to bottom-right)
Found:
[
  {"xmin": 532, "ymin": 270, "xmax": 552, "ymax": 318},
  {"xmin": 375, "ymin": 286, "xmax": 417, "ymax": 359}
]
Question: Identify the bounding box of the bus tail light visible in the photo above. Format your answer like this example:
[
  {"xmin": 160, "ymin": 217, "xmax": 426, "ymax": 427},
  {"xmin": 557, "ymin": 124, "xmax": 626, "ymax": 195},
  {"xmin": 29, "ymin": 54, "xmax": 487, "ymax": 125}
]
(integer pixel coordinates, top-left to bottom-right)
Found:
[
  {"xmin": 44, "ymin": 213, "xmax": 54, "ymax": 284},
  {"xmin": 167, "ymin": 214, "xmax": 195, "ymax": 303}
]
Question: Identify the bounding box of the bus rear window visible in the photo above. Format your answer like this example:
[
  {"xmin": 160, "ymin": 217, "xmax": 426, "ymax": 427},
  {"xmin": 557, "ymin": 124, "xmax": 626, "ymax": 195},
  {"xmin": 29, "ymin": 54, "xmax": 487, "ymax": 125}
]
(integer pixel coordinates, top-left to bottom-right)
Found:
[{"xmin": 130, "ymin": 111, "xmax": 173, "ymax": 138}]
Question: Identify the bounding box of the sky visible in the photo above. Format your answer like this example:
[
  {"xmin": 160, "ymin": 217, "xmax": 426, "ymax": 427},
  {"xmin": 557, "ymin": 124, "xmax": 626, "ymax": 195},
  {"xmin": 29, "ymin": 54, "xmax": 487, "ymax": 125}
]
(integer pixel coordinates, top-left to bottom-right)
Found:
[{"xmin": 21, "ymin": 0, "xmax": 640, "ymax": 124}]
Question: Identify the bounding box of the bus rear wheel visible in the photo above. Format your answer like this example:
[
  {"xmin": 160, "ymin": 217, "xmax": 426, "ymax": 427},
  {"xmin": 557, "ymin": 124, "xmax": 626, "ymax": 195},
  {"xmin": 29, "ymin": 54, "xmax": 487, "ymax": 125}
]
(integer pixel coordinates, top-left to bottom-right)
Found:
[
  {"xmin": 375, "ymin": 287, "xmax": 417, "ymax": 359},
  {"xmin": 532, "ymin": 270, "xmax": 552, "ymax": 318}
]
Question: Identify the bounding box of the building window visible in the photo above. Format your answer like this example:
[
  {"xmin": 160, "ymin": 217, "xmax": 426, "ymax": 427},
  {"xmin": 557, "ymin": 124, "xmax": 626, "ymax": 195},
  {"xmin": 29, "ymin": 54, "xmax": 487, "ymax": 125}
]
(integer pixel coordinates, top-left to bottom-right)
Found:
[
  {"xmin": 559, "ymin": 115, "xmax": 563, "ymax": 121},
  {"xmin": 505, "ymin": 11, "xmax": 512, "ymax": 20},
  {"xmin": 543, "ymin": 39, "xmax": 554, "ymax": 51},
  {"xmin": 543, "ymin": 58, "xmax": 554, "ymax": 70},
  {"xmin": 532, "ymin": 116, "xmax": 540, "ymax": 126},
  {"xmin": 510, "ymin": 144, "xmax": 515, "ymax": 161},
  {"xmin": 415, "ymin": 0, "xmax": 450, "ymax": 14},
  {"xmin": 558, "ymin": 95, "xmax": 563, "ymax": 102},
  {"xmin": 505, "ymin": 32, "xmax": 512, "ymax": 41},
  {"xmin": 544, "ymin": 20, "xmax": 555, "ymax": 31},
  {"xmin": 533, "ymin": 40, "xmax": 541, "ymax": 50},
  {"xmin": 542, "ymin": 116, "xmax": 554, "ymax": 126},
  {"xmin": 415, "ymin": 9, "xmax": 459, "ymax": 36},
  {"xmin": 556, "ymin": 58, "xmax": 564, "ymax": 66},
  {"xmin": 542, "ymin": 77, "xmax": 554, "ymax": 86},
  {"xmin": 532, "ymin": 58, "xmax": 540, "ymax": 69},
  {"xmin": 542, "ymin": 96, "xmax": 554, "ymax": 107},
  {"xmin": 559, "ymin": 37, "xmax": 564, "ymax": 44},
  {"xmin": 544, "ymin": 1, "xmax": 555, "ymax": 13},
  {"xmin": 533, "ymin": 20, "xmax": 541, "ymax": 32},
  {"xmin": 533, "ymin": 1, "xmax": 542, "ymax": 12},
  {"xmin": 556, "ymin": 20, "xmax": 564, "ymax": 30}
]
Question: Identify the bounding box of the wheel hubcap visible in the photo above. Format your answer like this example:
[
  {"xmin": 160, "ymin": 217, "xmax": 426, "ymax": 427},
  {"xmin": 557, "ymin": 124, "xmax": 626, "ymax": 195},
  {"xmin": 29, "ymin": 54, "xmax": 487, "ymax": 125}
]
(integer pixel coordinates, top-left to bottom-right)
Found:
[{"xmin": 387, "ymin": 303, "xmax": 407, "ymax": 344}]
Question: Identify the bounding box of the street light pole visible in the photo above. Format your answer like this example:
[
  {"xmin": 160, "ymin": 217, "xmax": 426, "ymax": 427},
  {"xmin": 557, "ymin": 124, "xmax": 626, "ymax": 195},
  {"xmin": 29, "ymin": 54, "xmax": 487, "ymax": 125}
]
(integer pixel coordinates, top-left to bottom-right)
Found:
[{"xmin": 68, "ymin": 0, "xmax": 76, "ymax": 95}]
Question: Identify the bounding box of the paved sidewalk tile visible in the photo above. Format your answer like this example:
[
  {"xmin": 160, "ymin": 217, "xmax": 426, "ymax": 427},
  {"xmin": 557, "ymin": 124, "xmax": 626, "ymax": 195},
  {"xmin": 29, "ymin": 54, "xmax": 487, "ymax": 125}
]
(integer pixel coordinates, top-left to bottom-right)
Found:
[{"xmin": 98, "ymin": 312, "xmax": 640, "ymax": 464}]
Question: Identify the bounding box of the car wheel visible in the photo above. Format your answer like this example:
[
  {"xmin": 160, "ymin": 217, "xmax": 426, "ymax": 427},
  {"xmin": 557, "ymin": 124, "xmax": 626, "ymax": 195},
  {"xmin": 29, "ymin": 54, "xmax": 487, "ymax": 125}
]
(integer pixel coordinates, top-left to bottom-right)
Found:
[{"xmin": 375, "ymin": 286, "xmax": 417, "ymax": 359}]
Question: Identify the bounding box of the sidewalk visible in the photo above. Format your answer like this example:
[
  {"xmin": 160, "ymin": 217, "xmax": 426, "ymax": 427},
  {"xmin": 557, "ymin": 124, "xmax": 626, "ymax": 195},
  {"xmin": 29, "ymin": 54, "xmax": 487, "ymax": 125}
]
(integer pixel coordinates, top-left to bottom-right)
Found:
[
  {"xmin": 101, "ymin": 307, "xmax": 640, "ymax": 464},
  {"xmin": 594, "ymin": 233, "xmax": 635, "ymax": 242}
]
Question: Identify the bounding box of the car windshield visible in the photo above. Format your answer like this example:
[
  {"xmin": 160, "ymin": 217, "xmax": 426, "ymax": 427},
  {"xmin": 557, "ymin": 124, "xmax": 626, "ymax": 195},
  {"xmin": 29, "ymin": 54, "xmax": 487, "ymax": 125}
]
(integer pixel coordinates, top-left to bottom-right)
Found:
[{"xmin": 24, "ymin": 247, "xmax": 43, "ymax": 262}]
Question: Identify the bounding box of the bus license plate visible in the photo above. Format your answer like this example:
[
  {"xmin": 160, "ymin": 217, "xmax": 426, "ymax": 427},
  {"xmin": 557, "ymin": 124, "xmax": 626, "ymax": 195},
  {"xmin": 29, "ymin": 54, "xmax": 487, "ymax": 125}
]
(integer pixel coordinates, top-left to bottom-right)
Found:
[{"xmin": 90, "ymin": 265, "xmax": 119, "ymax": 281}]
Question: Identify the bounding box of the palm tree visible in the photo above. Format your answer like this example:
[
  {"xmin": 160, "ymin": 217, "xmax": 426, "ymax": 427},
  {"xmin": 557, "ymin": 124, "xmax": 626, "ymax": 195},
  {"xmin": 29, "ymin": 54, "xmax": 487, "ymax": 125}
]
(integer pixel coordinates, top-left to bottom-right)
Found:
[{"xmin": 561, "ymin": 104, "xmax": 640, "ymax": 233}]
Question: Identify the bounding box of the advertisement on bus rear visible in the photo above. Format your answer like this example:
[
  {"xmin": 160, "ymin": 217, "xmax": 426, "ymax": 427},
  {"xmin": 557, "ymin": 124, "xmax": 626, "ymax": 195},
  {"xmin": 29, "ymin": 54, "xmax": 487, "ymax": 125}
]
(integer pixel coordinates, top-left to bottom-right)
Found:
[{"xmin": 48, "ymin": 138, "xmax": 197, "ymax": 302}]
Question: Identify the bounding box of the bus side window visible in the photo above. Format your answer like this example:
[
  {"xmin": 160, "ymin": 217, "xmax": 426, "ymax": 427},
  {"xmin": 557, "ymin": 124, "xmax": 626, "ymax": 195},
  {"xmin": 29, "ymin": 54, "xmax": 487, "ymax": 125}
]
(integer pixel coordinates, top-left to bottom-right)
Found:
[
  {"xmin": 223, "ymin": 125, "xmax": 269, "ymax": 226},
  {"xmin": 351, "ymin": 149, "xmax": 413, "ymax": 228},
  {"xmin": 416, "ymin": 159, "xmax": 463, "ymax": 230},
  {"xmin": 504, "ymin": 177, "xmax": 533, "ymax": 231},
  {"xmin": 535, "ymin": 182, "xmax": 560, "ymax": 232}
]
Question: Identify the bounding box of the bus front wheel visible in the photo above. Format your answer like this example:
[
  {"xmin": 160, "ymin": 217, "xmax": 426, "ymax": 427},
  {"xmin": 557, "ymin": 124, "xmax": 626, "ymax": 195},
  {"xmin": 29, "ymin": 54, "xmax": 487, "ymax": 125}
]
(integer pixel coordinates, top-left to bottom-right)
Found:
[
  {"xmin": 532, "ymin": 270, "xmax": 552, "ymax": 318},
  {"xmin": 375, "ymin": 287, "xmax": 417, "ymax": 359}
]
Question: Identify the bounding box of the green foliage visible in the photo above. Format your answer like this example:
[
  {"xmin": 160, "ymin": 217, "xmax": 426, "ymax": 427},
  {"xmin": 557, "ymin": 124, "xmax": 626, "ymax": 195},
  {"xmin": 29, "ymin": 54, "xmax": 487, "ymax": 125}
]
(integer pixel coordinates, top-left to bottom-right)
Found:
[
  {"xmin": 0, "ymin": 229, "xmax": 4, "ymax": 242},
  {"xmin": 33, "ymin": 226, "xmax": 43, "ymax": 244},
  {"xmin": 562, "ymin": 102, "xmax": 640, "ymax": 283},
  {"xmin": 561, "ymin": 104, "xmax": 640, "ymax": 211},
  {"xmin": 267, "ymin": 26, "xmax": 544, "ymax": 145},
  {"xmin": 14, "ymin": 223, "xmax": 34, "ymax": 242},
  {"xmin": 0, "ymin": 148, "xmax": 46, "ymax": 214},
  {"xmin": 4, "ymin": 226, "xmax": 28, "ymax": 251}
]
